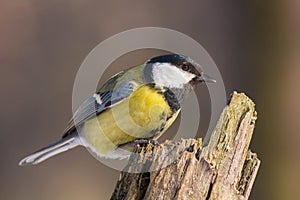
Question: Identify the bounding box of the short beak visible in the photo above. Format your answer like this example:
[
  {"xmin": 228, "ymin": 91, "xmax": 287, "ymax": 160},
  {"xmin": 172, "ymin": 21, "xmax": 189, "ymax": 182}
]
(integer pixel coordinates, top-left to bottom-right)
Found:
[{"xmin": 197, "ymin": 73, "xmax": 216, "ymax": 83}]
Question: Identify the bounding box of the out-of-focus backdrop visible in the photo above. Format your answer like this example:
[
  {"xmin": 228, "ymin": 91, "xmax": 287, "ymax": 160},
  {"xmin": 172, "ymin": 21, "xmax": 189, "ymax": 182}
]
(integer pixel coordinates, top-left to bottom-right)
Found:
[{"xmin": 1, "ymin": 1, "xmax": 299, "ymax": 200}]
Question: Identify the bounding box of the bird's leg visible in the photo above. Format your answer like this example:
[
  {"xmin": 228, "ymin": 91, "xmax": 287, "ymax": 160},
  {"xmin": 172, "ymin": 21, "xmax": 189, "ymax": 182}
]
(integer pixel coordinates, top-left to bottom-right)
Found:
[
  {"xmin": 118, "ymin": 139, "xmax": 159, "ymax": 149},
  {"xmin": 134, "ymin": 139, "xmax": 160, "ymax": 146}
]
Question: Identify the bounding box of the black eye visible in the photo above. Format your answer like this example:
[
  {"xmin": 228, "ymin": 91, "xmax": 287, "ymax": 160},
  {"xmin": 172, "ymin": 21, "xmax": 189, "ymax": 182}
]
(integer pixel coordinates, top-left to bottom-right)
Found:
[{"xmin": 181, "ymin": 64, "xmax": 189, "ymax": 71}]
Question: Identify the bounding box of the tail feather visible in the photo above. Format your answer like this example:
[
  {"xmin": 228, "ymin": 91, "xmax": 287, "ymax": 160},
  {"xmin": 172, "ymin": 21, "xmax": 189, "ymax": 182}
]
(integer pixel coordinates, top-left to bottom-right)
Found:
[{"xmin": 19, "ymin": 134, "xmax": 80, "ymax": 166}]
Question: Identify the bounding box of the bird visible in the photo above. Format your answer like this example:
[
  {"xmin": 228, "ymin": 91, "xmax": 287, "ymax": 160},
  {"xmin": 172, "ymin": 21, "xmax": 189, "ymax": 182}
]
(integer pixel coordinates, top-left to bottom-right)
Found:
[{"xmin": 19, "ymin": 54, "xmax": 216, "ymax": 166}]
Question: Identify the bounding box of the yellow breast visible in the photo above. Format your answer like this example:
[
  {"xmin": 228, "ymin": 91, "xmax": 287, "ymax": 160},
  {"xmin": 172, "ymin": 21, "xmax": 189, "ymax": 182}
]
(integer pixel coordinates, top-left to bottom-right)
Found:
[{"xmin": 83, "ymin": 84, "xmax": 175, "ymax": 156}]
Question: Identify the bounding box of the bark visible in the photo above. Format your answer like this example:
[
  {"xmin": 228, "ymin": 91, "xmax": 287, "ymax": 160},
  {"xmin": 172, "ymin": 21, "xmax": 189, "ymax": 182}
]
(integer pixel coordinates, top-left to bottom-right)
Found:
[{"xmin": 111, "ymin": 92, "xmax": 260, "ymax": 200}]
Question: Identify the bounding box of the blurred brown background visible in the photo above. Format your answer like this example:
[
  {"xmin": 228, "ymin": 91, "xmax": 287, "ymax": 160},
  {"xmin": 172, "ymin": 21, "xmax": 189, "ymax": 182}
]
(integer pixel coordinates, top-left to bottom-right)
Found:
[{"xmin": 1, "ymin": 1, "xmax": 299, "ymax": 200}]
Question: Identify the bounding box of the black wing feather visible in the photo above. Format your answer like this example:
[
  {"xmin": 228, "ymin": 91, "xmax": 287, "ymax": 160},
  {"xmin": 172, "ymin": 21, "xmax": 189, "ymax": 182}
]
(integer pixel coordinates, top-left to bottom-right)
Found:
[{"xmin": 62, "ymin": 81, "xmax": 138, "ymax": 138}]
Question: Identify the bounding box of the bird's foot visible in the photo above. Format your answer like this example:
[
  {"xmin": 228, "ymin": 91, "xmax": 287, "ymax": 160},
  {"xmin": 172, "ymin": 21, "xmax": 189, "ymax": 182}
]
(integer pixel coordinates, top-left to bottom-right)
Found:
[
  {"xmin": 118, "ymin": 139, "xmax": 159, "ymax": 149},
  {"xmin": 133, "ymin": 139, "xmax": 159, "ymax": 146}
]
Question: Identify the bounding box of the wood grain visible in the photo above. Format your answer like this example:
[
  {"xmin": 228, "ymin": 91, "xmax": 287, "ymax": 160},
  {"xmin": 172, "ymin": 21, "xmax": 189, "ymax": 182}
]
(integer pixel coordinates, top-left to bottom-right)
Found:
[{"xmin": 111, "ymin": 92, "xmax": 260, "ymax": 200}]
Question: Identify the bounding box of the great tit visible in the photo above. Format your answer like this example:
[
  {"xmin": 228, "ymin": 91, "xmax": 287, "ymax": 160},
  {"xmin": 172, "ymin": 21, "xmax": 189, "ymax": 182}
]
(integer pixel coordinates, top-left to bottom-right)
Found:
[{"xmin": 19, "ymin": 54, "xmax": 215, "ymax": 166}]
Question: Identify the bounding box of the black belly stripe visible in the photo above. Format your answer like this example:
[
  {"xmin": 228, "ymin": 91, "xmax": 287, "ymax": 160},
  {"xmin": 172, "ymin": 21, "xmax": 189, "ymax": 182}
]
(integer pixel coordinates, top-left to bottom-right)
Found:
[
  {"xmin": 146, "ymin": 83, "xmax": 181, "ymax": 114},
  {"xmin": 163, "ymin": 88, "xmax": 181, "ymax": 113},
  {"xmin": 147, "ymin": 83, "xmax": 180, "ymax": 114}
]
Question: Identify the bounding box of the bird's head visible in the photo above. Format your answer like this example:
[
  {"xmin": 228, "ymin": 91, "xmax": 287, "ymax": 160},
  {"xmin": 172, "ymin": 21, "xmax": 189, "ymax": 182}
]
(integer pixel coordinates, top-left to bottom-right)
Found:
[{"xmin": 144, "ymin": 54, "xmax": 215, "ymax": 89}]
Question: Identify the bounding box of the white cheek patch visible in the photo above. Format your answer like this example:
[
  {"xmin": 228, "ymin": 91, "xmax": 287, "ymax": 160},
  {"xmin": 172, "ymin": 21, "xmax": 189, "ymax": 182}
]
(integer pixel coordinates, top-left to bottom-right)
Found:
[{"xmin": 152, "ymin": 63, "xmax": 195, "ymax": 87}]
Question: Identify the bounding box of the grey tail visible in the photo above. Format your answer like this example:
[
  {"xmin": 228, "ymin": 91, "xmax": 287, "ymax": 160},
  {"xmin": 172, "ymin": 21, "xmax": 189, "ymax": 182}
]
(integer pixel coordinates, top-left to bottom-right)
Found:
[{"xmin": 19, "ymin": 133, "xmax": 80, "ymax": 166}]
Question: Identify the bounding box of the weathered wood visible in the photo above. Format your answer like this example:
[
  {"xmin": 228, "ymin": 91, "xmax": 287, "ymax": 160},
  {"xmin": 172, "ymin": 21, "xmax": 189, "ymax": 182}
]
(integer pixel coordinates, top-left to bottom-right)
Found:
[{"xmin": 111, "ymin": 92, "xmax": 260, "ymax": 200}]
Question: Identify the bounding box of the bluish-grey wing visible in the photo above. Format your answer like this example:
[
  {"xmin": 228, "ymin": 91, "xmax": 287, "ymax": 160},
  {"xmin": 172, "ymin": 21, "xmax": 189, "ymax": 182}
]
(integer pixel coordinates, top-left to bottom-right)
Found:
[{"xmin": 62, "ymin": 81, "xmax": 139, "ymax": 137}]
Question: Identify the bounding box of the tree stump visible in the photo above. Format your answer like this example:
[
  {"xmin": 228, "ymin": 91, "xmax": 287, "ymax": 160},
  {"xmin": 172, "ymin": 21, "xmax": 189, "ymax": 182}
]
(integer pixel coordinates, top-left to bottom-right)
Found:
[{"xmin": 111, "ymin": 92, "xmax": 260, "ymax": 200}]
